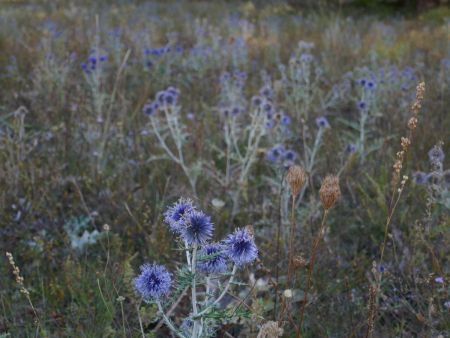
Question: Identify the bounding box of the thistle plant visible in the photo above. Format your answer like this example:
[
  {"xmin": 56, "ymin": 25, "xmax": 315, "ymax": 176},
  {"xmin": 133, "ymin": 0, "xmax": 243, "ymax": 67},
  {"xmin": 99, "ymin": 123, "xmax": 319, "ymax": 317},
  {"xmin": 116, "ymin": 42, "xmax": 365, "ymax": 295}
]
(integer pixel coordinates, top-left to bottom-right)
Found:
[
  {"xmin": 134, "ymin": 198, "xmax": 258, "ymax": 337},
  {"xmin": 279, "ymin": 41, "xmax": 340, "ymax": 122},
  {"xmin": 144, "ymin": 87, "xmax": 201, "ymax": 195},
  {"xmin": 208, "ymin": 74, "xmax": 271, "ymax": 216}
]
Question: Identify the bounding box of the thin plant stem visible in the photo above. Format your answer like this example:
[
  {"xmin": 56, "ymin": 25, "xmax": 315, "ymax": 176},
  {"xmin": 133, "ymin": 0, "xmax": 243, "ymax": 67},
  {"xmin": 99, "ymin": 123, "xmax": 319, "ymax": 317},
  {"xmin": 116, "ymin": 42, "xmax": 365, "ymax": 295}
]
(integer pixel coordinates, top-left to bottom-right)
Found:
[
  {"xmin": 156, "ymin": 301, "xmax": 186, "ymax": 338},
  {"xmin": 195, "ymin": 265, "xmax": 237, "ymax": 317},
  {"xmin": 191, "ymin": 244, "xmax": 200, "ymax": 337},
  {"xmin": 136, "ymin": 303, "xmax": 145, "ymax": 338},
  {"xmin": 273, "ymin": 174, "xmax": 284, "ymax": 319},
  {"xmin": 297, "ymin": 209, "xmax": 329, "ymax": 338},
  {"xmin": 287, "ymin": 194, "xmax": 297, "ymax": 288}
]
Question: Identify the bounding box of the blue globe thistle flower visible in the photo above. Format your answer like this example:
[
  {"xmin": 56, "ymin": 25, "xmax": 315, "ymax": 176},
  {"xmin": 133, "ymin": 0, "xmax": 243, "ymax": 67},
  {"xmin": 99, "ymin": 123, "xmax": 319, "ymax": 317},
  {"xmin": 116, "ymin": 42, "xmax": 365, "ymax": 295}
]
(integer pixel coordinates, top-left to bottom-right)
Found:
[
  {"xmin": 81, "ymin": 62, "xmax": 88, "ymax": 73},
  {"xmin": 263, "ymin": 102, "xmax": 273, "ymax": 114},
  {"xmin": 265, "ymin": 119, "xmax": 275, "ymax": 129},
  {"xmin": 358, "ymin": 101, "xmax": 367, "ymax": 111},
  {"xmin": 259, "ymin": 85, "xmax": 273, "ymax": 98},
  {"xmin": 156, "ymin": 91, "xmax": 166, "ymax": 104},
  {"xmin": 358, "ymin": 78, "xmax": 367, "ymax": 87},
  {"xmin": 164, "ymin": 92, "xmax": 176, "ymax": 105},
  {"xmin": 223, "ymin": 228, "xmax": 258, "ymax": 266},
  {"xmin": 283, "ymin": 149, "xmax": 297, "ymax": 162},
  {"xmin": 428, "ymin": 145, "xmax": 445, "ymax": 165},
  {"xmin": 197, "ymin": 243, "xmax": 227, "ymax": 274},
  {"xmin": 300, "ymin": 53, "xmax": 313, "ymax": 63},
  {"xmin": 231, "ymin": 106, "xmax": 242, "ymax": 116},
  {"xmin": 134, "ymin": 263, "xmax": 172, "ymax": 301},
  {"xmin": 181, "ymin": 318, "xmax": 193, "ymax": 335},
  {"xmin": 251, "ymin": 96, "xmax": 262, "ymax": 107},
  {"xmin": 280, "ymin": 115, "xmax": 291, "ymax": 126},
  {"xmin": 166, "ymin": 86, "xmax": 180, "ymax": 98},
  {"xmin": 220, "ymin": 107, "xmax": 231, "ymax": 118},
  {"xmin": 412, "ymin": 171, "xmax": 427, "ymax": 185},
  {"xmin": 365, "ymin": 81, "xmax": 376, "ymax": 90},
  {"xmin": 181, "ymin": 210, "xmax": 214, "ymax": 245},
  {"xmin": 266, "ymin": 145, "xmax": 285, "ymax": 163},
  {"xmin": 163, "ymin": 198, "xmax": 196, "ymax": 234},
  {"xmin": 315, "ymin": 116, "xmax": 330, "ymax": 129},
  {"xmin": 143, "ymin": 102, "xmax": 155, "ymax": 116},
  {"xmin": 99, "ymin": 55, "xmax": 108, "ymax": 62},
  {"xmin": 345, "ymin": 143, "xmax": 357, "ymax": 154}
]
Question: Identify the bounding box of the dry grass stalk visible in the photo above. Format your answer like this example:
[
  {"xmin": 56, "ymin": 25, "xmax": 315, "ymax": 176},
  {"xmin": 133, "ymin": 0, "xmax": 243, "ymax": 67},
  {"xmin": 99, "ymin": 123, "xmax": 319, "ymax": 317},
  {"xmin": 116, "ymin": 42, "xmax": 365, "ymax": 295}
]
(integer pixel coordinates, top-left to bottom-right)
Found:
[{"xmin": 6, "ymin": 252, "xmax": 40, "ymax": 326}]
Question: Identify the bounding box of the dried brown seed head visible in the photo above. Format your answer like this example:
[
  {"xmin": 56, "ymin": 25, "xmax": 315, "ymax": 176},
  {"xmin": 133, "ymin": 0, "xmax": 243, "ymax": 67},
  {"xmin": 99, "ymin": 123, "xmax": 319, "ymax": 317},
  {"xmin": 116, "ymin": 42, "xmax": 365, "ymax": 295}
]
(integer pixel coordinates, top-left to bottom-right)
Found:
[
  {"xmin": 319, "ymin": 175, "xmax": 341, "ymax": 210},
  {"xmin": 257, "ymin": 321, "xmax": 284, "ymax": 338},
  {"xmin": 286, "ymin": 165, "xmax": 307, "ymax": 197},
  {"xmin": 293, "ymin": 255, "xmax": 307, "ymax": 268}
]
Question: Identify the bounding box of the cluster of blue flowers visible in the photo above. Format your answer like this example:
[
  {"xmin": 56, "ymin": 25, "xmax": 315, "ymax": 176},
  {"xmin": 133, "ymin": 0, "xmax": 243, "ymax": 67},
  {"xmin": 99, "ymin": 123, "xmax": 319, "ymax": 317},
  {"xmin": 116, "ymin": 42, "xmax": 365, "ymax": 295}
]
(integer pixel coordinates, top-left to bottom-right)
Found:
[
  {"xmin": 413, "ymin": 145, "xmax": 448, "ymax": 187},
  {"xmin": 134, "ymin": 198, "xmax": 258, "ymax": 302},
  {"xmin": 266, "ymin": 144, "xmax": 297, "ymax": 168},
  {"xmin": 81, "ymin": 53, "xmax": 108, "ymax": 74},
  {"xmin": 143, "ymin": 86, "xmax": 180, "ymax": 116}
]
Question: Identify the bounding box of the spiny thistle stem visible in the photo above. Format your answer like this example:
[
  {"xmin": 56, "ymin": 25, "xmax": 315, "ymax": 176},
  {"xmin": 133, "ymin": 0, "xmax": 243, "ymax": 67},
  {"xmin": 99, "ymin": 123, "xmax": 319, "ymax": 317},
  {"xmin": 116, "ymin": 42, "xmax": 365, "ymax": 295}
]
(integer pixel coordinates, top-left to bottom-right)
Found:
[
  {"xmin": 156, "ymin": 301, "xmax": 186, "ymax": 338},
  {"xmin": 195, "ymin": 265, "xmax": 237, "ymax": 318},
  {"xmin": 191, "ymin": 244, "xmax": 200, "ymax": 337}
]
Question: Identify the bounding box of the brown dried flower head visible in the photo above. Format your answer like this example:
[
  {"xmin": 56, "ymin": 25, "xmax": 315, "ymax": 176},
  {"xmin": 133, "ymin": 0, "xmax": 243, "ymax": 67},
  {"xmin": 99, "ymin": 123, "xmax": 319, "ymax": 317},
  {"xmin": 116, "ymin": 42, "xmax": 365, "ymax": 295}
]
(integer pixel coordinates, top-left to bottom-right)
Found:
[
  {"xmin": 293, "ymin": 255, "xmax": 308, "ymax": 268},
  {"xmin": 257, "ymin": 321, "xmax": 284, "ymax": 338},
  {"xmin": 319, "ymin": 175, "xmax": 341, "ymax": 210},
  {"xmin": 286, "ymin": 165, "xmax": 307, "ymax": 197}
]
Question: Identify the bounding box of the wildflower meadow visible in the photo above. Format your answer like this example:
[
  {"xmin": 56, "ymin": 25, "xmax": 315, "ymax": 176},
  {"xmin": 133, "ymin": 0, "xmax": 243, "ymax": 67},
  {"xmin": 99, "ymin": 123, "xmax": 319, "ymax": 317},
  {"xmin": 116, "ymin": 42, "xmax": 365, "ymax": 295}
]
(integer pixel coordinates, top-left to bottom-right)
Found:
[{"xmin": 0, "ymin": 0, "xmax": 449, "ymax": 337}]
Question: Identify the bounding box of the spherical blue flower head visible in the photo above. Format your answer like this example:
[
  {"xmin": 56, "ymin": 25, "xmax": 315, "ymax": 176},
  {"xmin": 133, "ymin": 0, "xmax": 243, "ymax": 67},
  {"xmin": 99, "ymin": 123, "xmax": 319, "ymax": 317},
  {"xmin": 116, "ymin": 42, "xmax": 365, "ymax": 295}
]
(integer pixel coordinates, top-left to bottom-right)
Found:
[
  {"xmin": 143, "ymin": 102, "xmax": 155, "ymax": 116},
  {"xmin": 266, "ymin": 145, "xmax": 285, "ymax": 163},
  {"xmin": 134, "ymin": 264, "xmax": 172, "ymax": 301},
  {"xmin": 283, "ymin": 150, "xmax": 297, "ymax": 162},
  {"xmin": 164, "ymin": 92, "xmax": 176, "ymax": 106},
  {"xmin": 358, "ymin": 101, "xmax": 367, "ymax": 111},
  {"xmin": 259, "ymin": 85, "xmax": 273, "ymax": 99},
  {"xmin": 251, "ymin": 96, "xmax": 263, "ymax": 107},
  {"xmin": 345, "ymin": 143, "xmax": 357, "ymax": 155},
  {"xmin": 300, "ymin": 53, "xmax": 313, "ymax": 63},
  {"xmin": 365, "ymin": 81, "xmax": 376, "ymax": 90},
  {"xmin": 412, "ymin": 171, "xmax": 427, "ymax": 185},
  {"xmin": 163, "ymin": 198, "xmax": 196, "ymax": 234},
  {"xmin": 263, "ymin": 102, "xmax": 273, "ymax": 114},
  {"xmin": 181, "ymin": 210, "xmax": 214, "ymax": 245},
  {"xmin": 99, "ymin": 55, "xmax": 108, "ymax": 62},
  {"xmin": 428, "ymin": 145, "xmax": 445, "ymax": 165},
  {"xmin": 156, "ymin": 91, "xmax": 166, "ymax": 104},
  {"xmin": 358, "ymin": 78, "xmax": 367, "ymax": 87},
  {"xmin": 197, "ymin": 243, "xmax": 227, "ymax": 274},
  {"xmin": 281, "ymin": 115, "xmax": 291, "ymax": 126},
  {"xmin": 231, "ymin": 106, "xmax": 242, "ymax": 116},
  {"xmin": 265, "ymin": 119, "xmax": 275, "ymax": 129},
  {"xmin": 223, "ymin": 228, "xmax": 258, "ymax": 266},
  {"xmin": 181, "ymin": 318, "xmax": 193, "ymax": 335},
  {"xmin": 220, "ymin": 107, "xmax": 231, "ymax": 118},
  {"xmin": 166, "ymin": 86, "xmax": 180, "ymax": 99},
  {"xmin": 315, "ymin": 116, "xmax": 330, "ymax": 129}
]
